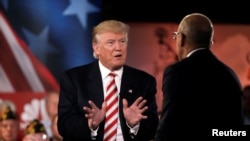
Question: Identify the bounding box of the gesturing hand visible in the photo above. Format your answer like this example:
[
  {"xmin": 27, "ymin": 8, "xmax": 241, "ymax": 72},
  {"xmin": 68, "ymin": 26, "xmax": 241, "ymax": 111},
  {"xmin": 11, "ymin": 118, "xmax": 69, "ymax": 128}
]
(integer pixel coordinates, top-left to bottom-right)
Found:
[
  {"xmin": 83, "ymin": 100, "xmax": 106, "ymax": 129},
  {"xmin": 122, "ymin": 97, "xmax": 148, "ymax": 127}
]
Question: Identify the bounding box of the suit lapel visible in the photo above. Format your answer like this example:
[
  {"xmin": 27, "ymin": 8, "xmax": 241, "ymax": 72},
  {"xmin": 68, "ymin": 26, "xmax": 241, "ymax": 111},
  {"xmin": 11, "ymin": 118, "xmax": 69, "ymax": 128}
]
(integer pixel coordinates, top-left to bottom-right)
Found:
[{"xmin": 120, "ymin": 66, "xmax": 138, "ymax": 104}]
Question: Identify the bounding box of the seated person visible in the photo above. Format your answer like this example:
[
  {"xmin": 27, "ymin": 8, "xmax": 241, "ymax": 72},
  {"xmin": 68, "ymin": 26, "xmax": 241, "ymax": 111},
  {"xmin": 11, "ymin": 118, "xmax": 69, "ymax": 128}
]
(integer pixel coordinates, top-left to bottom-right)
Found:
[
  {"xmin": 0, "ymin": 105, "xmax": 20, "ymax": 141},
  {"xmin": 22, "ymin": 119, "xmax": 50, "ymax": 141},
  {"xmin": 51, "ymin": 115, "xmax": 62, "ymax": 141}
]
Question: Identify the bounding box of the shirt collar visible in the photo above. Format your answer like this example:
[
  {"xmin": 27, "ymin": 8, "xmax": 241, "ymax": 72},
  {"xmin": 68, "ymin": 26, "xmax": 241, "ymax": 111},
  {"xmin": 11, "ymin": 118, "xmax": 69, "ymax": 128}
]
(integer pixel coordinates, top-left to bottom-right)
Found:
[
  {"xmin": 186, "ymin": 48, "xmax": 206, "ymax": 58},
  {"xmin": 98, "ymin": 61, "xmax": 123, "ymax": 80}
]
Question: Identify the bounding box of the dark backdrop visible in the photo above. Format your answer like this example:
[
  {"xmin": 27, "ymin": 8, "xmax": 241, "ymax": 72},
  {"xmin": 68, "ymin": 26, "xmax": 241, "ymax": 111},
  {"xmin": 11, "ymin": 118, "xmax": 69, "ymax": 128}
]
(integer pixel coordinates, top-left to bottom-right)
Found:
[{"xmin": 101, "ymin": 0, "xmax": 250, "ymax": 24}]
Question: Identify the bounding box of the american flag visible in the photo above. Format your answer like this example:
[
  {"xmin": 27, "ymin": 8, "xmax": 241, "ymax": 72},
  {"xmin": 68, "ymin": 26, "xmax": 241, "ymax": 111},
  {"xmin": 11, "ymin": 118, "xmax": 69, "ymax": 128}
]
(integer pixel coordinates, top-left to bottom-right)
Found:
[{"xmin": 0, "ymin": 0, "xmax": 102, "ymax": 92}]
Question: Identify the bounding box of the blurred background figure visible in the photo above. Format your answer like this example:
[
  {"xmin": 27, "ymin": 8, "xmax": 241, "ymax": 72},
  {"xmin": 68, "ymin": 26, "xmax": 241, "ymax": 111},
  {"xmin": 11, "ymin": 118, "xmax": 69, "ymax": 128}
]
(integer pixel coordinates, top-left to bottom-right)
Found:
[
  {"xmin": 154, "ymin": 27, "xmax": 178, "ymax": 116},
  {"xmin": 0, "ymin": 105, "xmax": 20, "ymax": 141},
  {"xmin": 50, "ymin": 115, "xmax": 62, "ymax": 141},
  {"xmin": 41, "ymin": 91, "xmax": 59, "ymax": 140},
  {"xmin": 22, "ymin": 119, "xmax": 49, "ymax": 141},
  {"xmin": 243, "ymin": 85, "xmax": 250, "ymax": 125},
  {"xmin": 0, "ymin": 100, "xmax": 16, "ymax": 114}
]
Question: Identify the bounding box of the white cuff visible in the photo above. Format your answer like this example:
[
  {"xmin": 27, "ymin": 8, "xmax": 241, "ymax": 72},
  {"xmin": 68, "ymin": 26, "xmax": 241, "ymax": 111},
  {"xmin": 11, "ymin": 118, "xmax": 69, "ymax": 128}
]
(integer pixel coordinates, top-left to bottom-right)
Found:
[
  {"xmin": 126, "ymin": 121, "xmax": 140, "ymax": 135},
  {"xmin": 90, "ymin": 126, "xmax": 99, "ymax": 138}
]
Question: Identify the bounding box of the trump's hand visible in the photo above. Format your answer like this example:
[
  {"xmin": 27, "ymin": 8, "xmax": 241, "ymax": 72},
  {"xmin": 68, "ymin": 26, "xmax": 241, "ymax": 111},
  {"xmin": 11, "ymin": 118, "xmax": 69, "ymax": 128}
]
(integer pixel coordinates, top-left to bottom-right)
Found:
[
  {"xmin": 83, "ymin": 100, "xmax": 106, "ymax": 129},
  {"xmin": 122, "ymin": 96, "xmax": 148, "ymax": 127}
]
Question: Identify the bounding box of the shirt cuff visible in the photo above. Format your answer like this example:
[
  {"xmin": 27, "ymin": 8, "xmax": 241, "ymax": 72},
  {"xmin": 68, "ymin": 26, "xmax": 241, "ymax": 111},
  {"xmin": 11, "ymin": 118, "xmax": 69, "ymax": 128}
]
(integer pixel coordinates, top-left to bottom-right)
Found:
[
  {"xmin": 90, "ymin": 126, "xmax": 99, "ymax": 139},
  {"xmin": 126, "ymin": 121, "xmax": 140, "ymax": 135}
]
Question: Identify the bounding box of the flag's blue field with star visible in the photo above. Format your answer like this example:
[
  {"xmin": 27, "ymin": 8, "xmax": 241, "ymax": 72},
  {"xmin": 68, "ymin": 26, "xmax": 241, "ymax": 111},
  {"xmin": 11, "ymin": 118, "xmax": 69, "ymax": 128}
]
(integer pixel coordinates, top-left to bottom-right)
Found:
[{"xmin": 0, "ymin": 0, "xmax": 102, "ymax": 82}]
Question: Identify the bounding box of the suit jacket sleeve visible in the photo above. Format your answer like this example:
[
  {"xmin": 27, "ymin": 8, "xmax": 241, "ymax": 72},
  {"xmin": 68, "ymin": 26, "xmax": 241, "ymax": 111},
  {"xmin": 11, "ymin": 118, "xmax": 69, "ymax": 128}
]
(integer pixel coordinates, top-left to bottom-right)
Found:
[{"xmin": 57, "ymin": 69, "xmax": 93, "ymax": 141}]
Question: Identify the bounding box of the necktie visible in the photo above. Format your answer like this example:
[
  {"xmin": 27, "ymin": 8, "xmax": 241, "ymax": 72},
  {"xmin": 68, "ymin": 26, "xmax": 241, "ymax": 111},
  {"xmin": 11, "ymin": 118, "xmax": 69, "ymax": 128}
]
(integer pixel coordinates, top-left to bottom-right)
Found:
[{"xmin": 104, "ymin": 72, "xmax": 119, "ymax": 141}]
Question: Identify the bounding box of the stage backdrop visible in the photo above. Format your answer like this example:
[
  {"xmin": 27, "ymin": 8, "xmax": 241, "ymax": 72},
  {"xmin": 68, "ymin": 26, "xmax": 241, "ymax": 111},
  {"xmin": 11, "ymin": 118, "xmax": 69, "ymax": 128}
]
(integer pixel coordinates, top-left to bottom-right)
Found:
[
  {"xmin": 0, "ymin": 0, "xmax": 102, "ymax": 138},
  {"xmin": 1, "ymin": 19, "xmax": 250, "ymax": 136},
  {"xmin": 126, "ymin": 22, "xmax": 250, "ymax": 114}
]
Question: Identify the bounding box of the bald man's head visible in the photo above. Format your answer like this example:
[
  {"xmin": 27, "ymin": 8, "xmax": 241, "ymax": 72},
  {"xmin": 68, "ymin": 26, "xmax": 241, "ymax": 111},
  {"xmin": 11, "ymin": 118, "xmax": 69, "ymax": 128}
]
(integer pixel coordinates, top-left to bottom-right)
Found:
[{"xmin": 178, "ymin": 13, "xmax": 214, "ymax": 47}]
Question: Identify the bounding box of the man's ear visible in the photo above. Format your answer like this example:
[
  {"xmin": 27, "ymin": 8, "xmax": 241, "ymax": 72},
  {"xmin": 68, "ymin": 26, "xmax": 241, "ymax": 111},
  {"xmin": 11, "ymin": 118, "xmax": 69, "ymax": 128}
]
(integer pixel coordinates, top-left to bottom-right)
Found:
[
  {"xmin": 93, "ymin": 43, "xmax": 100, "ymax": 55},
  {"xmin": 180, "ymin": 33, "xmax": 185, "ymax": 47}
]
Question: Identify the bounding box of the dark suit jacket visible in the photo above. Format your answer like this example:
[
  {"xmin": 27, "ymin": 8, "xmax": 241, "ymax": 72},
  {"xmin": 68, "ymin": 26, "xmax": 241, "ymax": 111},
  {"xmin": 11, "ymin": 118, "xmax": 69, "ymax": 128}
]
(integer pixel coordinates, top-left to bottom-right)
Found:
[
  {"xmin": 58, "ymin": 60, "xmax": 159, "ymax": 141},
  {"xmin": 155, "ymin": 49, "xmax": 244, "ymax": 140}
]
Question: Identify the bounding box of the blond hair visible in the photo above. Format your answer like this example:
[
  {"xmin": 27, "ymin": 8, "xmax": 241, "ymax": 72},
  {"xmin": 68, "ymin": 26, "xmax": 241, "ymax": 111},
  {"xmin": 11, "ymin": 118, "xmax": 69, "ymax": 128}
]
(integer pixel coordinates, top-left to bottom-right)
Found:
[{"xmin": 92, "ymin": 20, "xmax": 130, "ymax": 59}]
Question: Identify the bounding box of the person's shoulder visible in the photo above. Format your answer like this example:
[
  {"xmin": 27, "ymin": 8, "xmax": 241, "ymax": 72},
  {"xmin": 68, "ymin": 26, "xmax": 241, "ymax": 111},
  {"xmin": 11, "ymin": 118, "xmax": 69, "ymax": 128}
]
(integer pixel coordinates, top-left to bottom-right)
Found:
[
  {"xmin": 124, "ymin": 65, "xmax": 154, "ymax": 78},
  {"xmin": 163, "ymin": 60, "xmax": 183, "ymax": 72},
  {"xmin": 65, "ymin": 61, "xmax": 96, "ymax": 73},
  {"xmin": 61, "ymin": 61, "xmax": 98, "ymax": 80}
]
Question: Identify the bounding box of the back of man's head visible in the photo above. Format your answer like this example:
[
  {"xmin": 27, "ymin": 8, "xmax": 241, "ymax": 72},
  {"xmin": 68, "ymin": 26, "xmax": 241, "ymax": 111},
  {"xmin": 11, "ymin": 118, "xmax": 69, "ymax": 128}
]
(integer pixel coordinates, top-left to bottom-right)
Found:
[{"xmin": 179, "ymin": 13, "xmax": 214, "ymax": 48}]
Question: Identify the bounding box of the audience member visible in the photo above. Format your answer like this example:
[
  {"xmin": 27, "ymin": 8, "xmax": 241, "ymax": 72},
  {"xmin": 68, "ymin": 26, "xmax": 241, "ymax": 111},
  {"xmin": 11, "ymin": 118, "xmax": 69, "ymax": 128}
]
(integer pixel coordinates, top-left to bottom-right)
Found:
[
  {"xmin": 41, "ymin": 91, "xmax": 59, "ymax": 140},
  {"xmin": 0, "ymin": 100, "xmax": 16, "ymax": 114},
  {"xmin": 154, "ymin": 13, "xmax": 244, "ymax": 140},
  {"xmin": 58, "ymin": 19, "xmax": 159, "ymax": 140},
  {"xmin": 0, "ymin": 105, "xmax": 20, "ymax": 141},
  {"xmin": 50, "ymin": 115, "xmax": 62, "ymax": 141},
  {"xmin": 22, "ymin": 119, "xmax": 49, "ymax": 141}
]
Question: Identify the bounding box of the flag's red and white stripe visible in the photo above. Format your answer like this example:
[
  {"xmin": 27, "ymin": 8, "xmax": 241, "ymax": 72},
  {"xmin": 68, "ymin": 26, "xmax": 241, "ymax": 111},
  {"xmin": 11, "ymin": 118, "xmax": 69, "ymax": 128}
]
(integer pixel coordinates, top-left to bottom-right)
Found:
[{"xmin": 0, "ymin": 10, "xmax": 59, "ymax": 92}]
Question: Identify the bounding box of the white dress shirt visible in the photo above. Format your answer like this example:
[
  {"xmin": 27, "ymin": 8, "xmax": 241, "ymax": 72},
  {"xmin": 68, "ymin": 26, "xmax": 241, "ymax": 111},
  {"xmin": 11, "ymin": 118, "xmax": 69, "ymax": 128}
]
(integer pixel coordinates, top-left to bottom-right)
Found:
[{"xmin": 90, "ymin": 61, "xmax": 139, "ymax": 140}]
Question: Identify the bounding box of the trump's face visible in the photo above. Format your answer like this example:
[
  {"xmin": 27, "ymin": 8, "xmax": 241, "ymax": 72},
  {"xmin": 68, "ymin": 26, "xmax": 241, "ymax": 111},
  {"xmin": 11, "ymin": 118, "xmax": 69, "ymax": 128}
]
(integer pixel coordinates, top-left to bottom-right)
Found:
[{"xmin": 93, "ymin": 31, "xmax": 128, "ymax": 71}]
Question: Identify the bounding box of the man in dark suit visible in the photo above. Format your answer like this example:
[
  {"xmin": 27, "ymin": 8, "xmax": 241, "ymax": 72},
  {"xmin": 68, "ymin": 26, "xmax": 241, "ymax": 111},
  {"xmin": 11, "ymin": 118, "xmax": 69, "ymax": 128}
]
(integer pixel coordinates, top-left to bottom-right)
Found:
[
  {"xmin": 58, "ymin": 20, "xmax": 159, "ymax": 141},
  {"xmin": 154, "ymin": 13, "xmax": 244, "ymax": 140}
]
